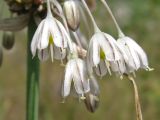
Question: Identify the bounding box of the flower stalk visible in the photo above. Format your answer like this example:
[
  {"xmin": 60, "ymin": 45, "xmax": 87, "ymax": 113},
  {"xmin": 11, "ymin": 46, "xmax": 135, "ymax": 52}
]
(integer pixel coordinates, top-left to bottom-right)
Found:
[
  {"xmin": 128, "ymin": 76, "xmax": 143, "ymax": 120},
  {"xmin": 26, "ymin": 17, "xmax": 40, "ymax": 120},
  {"xmin": 100, "ymin": 0, "xmax": 125, "ymax": 38},
  {"xmin": 81, "ymin": 0, "xmax": 100, "ymax": 33}
]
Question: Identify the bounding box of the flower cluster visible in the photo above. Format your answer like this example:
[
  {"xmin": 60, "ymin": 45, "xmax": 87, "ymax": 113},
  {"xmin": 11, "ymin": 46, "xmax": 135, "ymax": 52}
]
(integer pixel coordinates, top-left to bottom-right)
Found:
[{"xmin": 30, "ymin": 0, "xmax": 153, "ymax": 113}]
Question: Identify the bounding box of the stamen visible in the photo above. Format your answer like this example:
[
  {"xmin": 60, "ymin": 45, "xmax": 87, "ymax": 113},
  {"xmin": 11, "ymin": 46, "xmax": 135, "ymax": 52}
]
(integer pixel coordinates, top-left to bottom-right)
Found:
[
  {"xmin": 50, "ymin": 44, "xmax": 54, "ymax": 62},
  {"xmin": 132, "ymin": 72, "xmax": 136, "ymax": 78},
  {"xmin": 80, "ymin": 94, "xmax": 86, "ymax": 100},
  {"xmin": 59, "ymin": 48, "xmax": 65, "ymax": 66},
  {"xmin": 120, "ymin": 75, "xmax": 123, "ymax": 80},
  {"xmin": 105, "ymin": 60, "xmax": 112, "ymax": 75},
  {"xmin": 60, "ymin": 98, "xmax": 66, "ymax": 103},
  {"xmin": 97, "ymin": 65, "xmax": 102, "ymax": 77},
  {"xmin": 146, "ymin": 67, "xmax": 154, "ymax": 71}
]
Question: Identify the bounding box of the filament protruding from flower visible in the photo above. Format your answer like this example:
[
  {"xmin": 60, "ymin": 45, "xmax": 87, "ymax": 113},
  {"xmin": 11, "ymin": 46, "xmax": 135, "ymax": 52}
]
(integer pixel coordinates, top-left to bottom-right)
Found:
[
  {"xmin": 81, "ymin": 94, "xmax": 86, "ymax": 100},
  {"xmin": 105, "ymin": 60, "xmax": 112, "ymax": 75},
  {"xmin": 100, "ymin": 0, "xmax": 125, "ymax": 38},
  {"xmin": 50, "ymin": 44, "xmax": 54, "ymax": 62},
  {"xmin": 81, "ymin": 0, "xmax": 100, "ymax": 33},
  {"xmin": 146, "ymin": 67, "xmax": 154, "ymax": 71}
]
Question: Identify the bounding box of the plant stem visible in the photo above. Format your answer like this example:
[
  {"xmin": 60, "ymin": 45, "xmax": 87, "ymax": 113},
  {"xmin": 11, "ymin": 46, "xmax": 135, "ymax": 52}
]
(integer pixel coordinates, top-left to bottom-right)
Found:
[
  {"xmin": 26, "ymin": 17, "xmax": 40, "ymax": 120},
  {"xmin": 100, "ymin": 0, "xmax": 125, "ymax": 38},
  {"xmin": 81, "ymin": 0, "xmax": 100, "ymax": 33},
  {"xmin": 128, "ymin": 76, "xmax": 143, "ymax": 120}
]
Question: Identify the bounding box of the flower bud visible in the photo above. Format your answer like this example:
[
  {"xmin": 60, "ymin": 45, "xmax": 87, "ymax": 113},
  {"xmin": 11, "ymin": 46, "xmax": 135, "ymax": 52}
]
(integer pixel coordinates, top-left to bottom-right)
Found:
[
  {"xmin": 84, "ymin": 93, "xmax": 99, "ymax": 113},
  {"xmin": 0, "ymin": 47, "xmax": 3, "ymax": 67},
  {"xmin": 2, "ymin": 31, "xmax": 15, "ymax": 50},
  {"xmin": 63, "ymin": 0, "xmax": 80, "ymax": 31}
]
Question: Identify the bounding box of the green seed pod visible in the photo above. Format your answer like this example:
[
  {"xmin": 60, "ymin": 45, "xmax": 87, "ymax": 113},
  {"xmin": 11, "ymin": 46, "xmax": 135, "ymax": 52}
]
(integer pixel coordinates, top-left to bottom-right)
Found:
[
  {"xmin": 0, "ymin": 47, "xmax": 3, "ymax": 67},
  {"xmin": 84, "ymin": 93, "xmax": 99, "ymax": 113},
  {"xmin": 63, "ymin": 0, "xmax": 80, "ymax": 31},
  {"xmin": 2, "ymin": 31, "xmax": 15, "ymax": 50}
]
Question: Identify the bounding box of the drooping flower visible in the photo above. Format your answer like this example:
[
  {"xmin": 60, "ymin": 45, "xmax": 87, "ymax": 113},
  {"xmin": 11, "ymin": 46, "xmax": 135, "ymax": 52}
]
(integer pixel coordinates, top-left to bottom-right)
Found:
[
  {"xmin": 117, "ymin": 36, "xmax": 153, "ymax": 72},
  {"xmin": 62, "ymin": 58, "xmax": 90, "ymax": 99},
  {"xmin": 88, "ymin": 32, "xmax": 128, "ymax": 76},
  {"xmin": 80, "ymin": 0, "xmax": 129, "ymax": 77},
  {"xmin": 31, "ymin": 0, "xmax": 70, "ymax": 61},
  {"xmin": 99, "ymin": 0, "xmax": 153, "ymax": 73}
]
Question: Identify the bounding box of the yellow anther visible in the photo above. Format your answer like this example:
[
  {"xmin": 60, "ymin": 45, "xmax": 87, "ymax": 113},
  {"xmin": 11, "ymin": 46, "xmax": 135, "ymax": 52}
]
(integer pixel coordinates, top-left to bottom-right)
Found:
[
  {"xmin": 80, "ymin": 94, "xmax": 86, "ymax": 100},
  {"xmin": 120, "ymin": 75, "xmax": 123, "ymax": 80}
]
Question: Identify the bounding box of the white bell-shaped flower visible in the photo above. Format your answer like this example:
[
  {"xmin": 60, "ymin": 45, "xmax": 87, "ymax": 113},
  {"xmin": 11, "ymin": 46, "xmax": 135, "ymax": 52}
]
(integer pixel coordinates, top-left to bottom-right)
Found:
[
  {"xmin": 31, "ymin": 6, "xmax": 70, "ymax": 61},
  {"xmin": 117, "ymin": 36, "xmax": 153, "ymax": 71},
  {"xmin": 62, "ymin": 58, "xmax": 90, "ymax": 99},
  {"xmin": 88, "ymin": 32, "xmax": 128, "ymax": 76}
]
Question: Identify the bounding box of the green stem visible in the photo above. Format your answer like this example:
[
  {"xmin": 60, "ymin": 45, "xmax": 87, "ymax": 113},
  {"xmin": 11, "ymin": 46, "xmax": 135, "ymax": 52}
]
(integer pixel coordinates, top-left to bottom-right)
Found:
[
  {"xmin": 26, "ymin": 17, "xmax": 40, "ymax": 120},
  {"xmin": 100, "ymin": 0, "xmax": 125, "ymax": 38}
]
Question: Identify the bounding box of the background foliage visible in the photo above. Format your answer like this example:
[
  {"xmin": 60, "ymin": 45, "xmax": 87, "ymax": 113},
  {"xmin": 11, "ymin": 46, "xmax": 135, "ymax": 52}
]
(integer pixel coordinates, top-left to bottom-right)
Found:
[{"xmin": 0, "ymin": 0, "xmax": 160, "ymax": 120}]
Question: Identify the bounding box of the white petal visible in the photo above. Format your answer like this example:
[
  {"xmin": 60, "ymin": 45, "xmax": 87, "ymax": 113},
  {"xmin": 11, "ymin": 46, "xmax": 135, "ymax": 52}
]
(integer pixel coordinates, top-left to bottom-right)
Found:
[
  {"xmin": 91, "ymin": 37, "xmax": 100, "ymax": 66},
  {"xmin": 113, "ymin": 38, "xmax": 129, "ymax": 62},
  {"xmin": 37, "ymin": 19, "xmax": 49, "ymax": 49},
  {"xmin": 73, "ymin": 59, "xmax": 90, "ymax": 94},
  {"xmin": 94, "ymin": 60, "xmax": 108, "ymax": 77},
  {"xmin": 110, "ymin": 61, "xmax": 126, "ymax": 74},
  {"xmin": 89, "ymin": 75, "xmax": 100, "ymax": 96},
  {"xmin": 126, "ymin": 37, "xmax": 149, "ymax": 69},
  {"xmin": 118, "ymin": 37, "xmax": 141, "ymax": 70},
  {"xmin": 95, "ymin": 33, "xmax": 115, "ymax": 61},
  {"xmin": 125, "ymin": 40, "xmax": 141, "ymax": 69},
  {"xmin": 53, "ymin": 46, "xmax": 66, "ymax": 60},
  {"xmin": 48, "ymin": 18, "xmax": 62, "ymax": 48},
  {"xmin": 53, "ymin": 19, "xmax": 68, "ymax": 48},
  {"xmin": 117, "ymin": 40, "xmax": 136, "ymax": 70},
  {"xmin": 62, "ymin": 60, "xmax": 73, "ymax": 97},
  {"xmin": 38, "ymin": 48, "xmax": 49, "ymax": 61},
  {"xmin": 103, "ymin": 33, "xmax": 121, "ymax": 61},
  {"xmin": 31, "ymin": 20, "xmax": 45, "ymax": 57},
  {"xmin": 88, "ymin": 40, "xmax": 95, "ymax": 67},
  {"xmin": 86, "ymin": 54, "xmax": 94, "ymax": 74}
]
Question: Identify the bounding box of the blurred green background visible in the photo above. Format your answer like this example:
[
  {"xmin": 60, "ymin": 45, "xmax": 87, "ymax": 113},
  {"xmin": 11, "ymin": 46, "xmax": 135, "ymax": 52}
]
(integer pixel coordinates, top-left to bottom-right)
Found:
[{"xmin": 0, "ymin": 0, "xmax": 160, "ymax": 120}]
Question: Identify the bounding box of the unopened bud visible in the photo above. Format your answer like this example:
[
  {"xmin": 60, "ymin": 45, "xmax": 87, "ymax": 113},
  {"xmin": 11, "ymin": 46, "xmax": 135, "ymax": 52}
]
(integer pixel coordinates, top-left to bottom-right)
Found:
[
  {"xmin": 63, "ymin": 0, "xmax": 80, "ymax": 31},
  {"xmin": 2, "ymin": 31, "xmax": 15, "ymax": 50},
  {"xmin": 0, "ymin": 47, "xmax": 3, "ymax": 67},
  {"xmin": 84, "ymin": 93, "xmax": 99, "ymax": 113}
]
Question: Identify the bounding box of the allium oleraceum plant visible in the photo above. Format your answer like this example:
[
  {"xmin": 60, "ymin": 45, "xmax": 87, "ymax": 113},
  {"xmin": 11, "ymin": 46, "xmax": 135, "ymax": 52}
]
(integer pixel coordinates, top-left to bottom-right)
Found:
[{"xmin": 0, "ymin": 0, "xmax": 154, "ymax": 120}]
